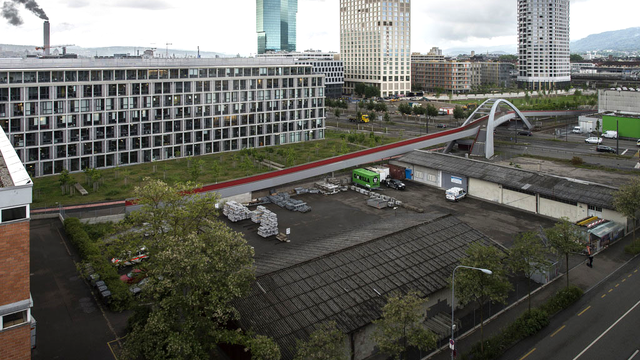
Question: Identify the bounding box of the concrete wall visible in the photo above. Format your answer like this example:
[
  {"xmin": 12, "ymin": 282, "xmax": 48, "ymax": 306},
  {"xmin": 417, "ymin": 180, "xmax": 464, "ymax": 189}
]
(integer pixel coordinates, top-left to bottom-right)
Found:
[
  {"xmin": 442, "ymin": 172, "xmax": 468, "ymax": 192},
  {"xmin": 598, "ymin": 89, "xmax": 640, "ymax": 114},
  {"xmin": 408, "ymin": 165, "xmax": 441, "ymax": 187},
  {"xmin": 538, "ymin": 198, "xmax": 579, "ymax": 221},
  {"xmin": 602, "ymin": 208, "xmax": 631, "ymax": 233},
  {"xmin": 468, "ymin": 178, "xmax": 501, "ymax": 203},
  {"xmin": 502, "ymin": 189, "xmax": 536, "ymax": 213}
]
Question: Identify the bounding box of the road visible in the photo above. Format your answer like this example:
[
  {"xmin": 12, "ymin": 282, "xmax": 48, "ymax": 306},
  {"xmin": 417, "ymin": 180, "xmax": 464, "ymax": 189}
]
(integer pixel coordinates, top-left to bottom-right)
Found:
[{"xmin": 501, "ymin": 255, "xmax": 640, "ymax": 360}]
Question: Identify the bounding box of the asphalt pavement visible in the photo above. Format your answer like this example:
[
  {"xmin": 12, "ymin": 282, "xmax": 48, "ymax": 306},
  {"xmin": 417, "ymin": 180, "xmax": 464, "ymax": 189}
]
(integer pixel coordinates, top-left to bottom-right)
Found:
[
  {"xmin": 425, "ymin": 228, "xmax": 640, "ymax": 360},
  {"xmin": 30, "ymin": 218, "xmax": 130, "ymax": 360}
]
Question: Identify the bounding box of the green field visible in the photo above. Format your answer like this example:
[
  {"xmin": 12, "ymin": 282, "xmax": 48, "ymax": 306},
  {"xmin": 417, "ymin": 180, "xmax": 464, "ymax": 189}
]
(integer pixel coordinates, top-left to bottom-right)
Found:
[
  {"xmin": 450, "ymin": 92, "xmax": 597, "ymax": 112},
  {"xmin": 32, "ymin": 130, "xmax": 400, "ymax": 208}
]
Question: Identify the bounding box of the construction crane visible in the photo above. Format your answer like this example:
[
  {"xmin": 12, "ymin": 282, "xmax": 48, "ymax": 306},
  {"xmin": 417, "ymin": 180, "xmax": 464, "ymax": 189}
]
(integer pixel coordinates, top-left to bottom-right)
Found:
[{"xmin": 35, "ymin": 44, "xmax": 75, "ymax": 55}]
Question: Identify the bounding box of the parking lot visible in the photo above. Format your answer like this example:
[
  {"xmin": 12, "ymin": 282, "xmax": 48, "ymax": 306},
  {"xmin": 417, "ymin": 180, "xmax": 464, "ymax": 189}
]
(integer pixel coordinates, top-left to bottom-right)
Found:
[{"xmin": 30, "ymin": 218, "xmax": 129, "ymax": 360}]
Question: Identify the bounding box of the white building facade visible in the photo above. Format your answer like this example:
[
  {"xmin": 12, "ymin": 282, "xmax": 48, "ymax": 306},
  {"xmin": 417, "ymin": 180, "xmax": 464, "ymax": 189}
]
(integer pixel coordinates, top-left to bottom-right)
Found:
[
  {"xmin": 517, "ymin": 0, "xmax": 571, "ymax": 90},
  {"xmin": 340, "ymin": 0, "xmax": 411, "ymax": 97},
  {"xmin": 0, "ymin": 58, "xmax": 326, "ymax": 177}
]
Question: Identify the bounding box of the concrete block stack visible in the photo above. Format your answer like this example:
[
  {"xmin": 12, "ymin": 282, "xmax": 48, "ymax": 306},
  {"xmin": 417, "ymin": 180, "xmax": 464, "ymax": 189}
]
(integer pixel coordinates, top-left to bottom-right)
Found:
[
  {"xmin": 223, "ymin": 201, "xmax": 251, "ymax": 222},
  {"xmin": 257, "ymin": 209, "xmax": 279, "ymax": 238}
]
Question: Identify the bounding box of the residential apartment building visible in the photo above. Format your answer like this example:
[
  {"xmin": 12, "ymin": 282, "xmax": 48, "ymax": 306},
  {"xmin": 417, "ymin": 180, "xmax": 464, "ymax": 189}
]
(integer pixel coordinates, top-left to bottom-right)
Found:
[
  {"xmin": 0, "ymin": 125, "xmax": 33, "ymax": 360},
  {"xmin": 411, "ymin": 60, "xmax": 474, "ymax": 94},
  {"xmin": 410, "ymin": 48, "xmax": 444, "ymax": 62},
  {"xmin": 340, "ymin": 0, "xmax": 411, "ymax": 97},
  {"xmin": 256, "ymin": 51, "xmax": 344, "ymax": 98},
  {"xmin": 0, "ymin": 58, "xmax": 326, "ymax": 177},
  {"xmin": 257, "ymin": 0, "xmax": 298, "ymax": 54},
  {"xmin": 479, "ymin": 62, "xmax": 516, "ymax": 88},
  {"xmin": 517, "ymin": 0, "xmax": 571, "ymax": 90}
]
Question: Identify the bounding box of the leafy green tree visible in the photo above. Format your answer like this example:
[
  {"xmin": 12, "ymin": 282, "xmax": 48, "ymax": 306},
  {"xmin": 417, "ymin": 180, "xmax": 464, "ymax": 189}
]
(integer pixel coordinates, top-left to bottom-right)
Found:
[
  {"xmin": 544, "ymin": 217, "xmax": 585, "ymax": 288},
  {"xmin": 358, "ymin": 100, "xmax": 365, "ymax": 110},
  {"xmin": 366, "ymin": 99, "xmax": 376, "ymax": 111},
  {"xmin": 91, "ymin": 168, "xmax": 103, "ymax": 191},
  {"xmin": 188, "ymin": 159, "xmax": 205, "ymax": 182},
  {"xmin": 570, "ymin": 54, "xmax": 584, "ymax": 62},
  {"xmin": 384, "ymin": 112, "xmax": 390, "ymax": 122},
  {"xmin": 372, "ymin": 291, "xmax": 437, "ymax": 360},
  {"xmin": 426, "ymin": 104, "xmax": 438, "ymax": 119},
  {"xmin": 375, "ymin": 102, "xmax": 388, "ymax": 112},
  {"xmin": 453, "ymin": 105, "xmax": 465, "ymax": 120},
  {"xmin": 397, "ymin": 103, "xmax": 412, "ymax": 115},
  {"xmin": 354, "ymin": 83, "xmax": 367, "ymax": 97},
  {"xmin": 595, "ymin": 120, "xmax": 601, "ymax": 134},
  {"xmin": 455, "ymin": 243, "xmax": 512, "ymax": 353},
  {"xmin": 286, "ymin": 147, "xmax": 297, "ymax": 167},
  {"xmin": 117, "ymin": 179, "xmax": 279, "ymax": 360},
  {"xmin": 294, "ymin": 321, "xmax": 349, "ymax": 360},
  {"xmin": 613, "ymin": 178, "xmax": 640, "ymax": 241},
  {"xmin": 211, "ymin": 160, "xmax": 222, "ymax": 183},
  {"xmin": 334, "ymin": 108, "xmax": 341, "ymax": 119},
  {"xmin": 364, "ymin": 85, "xmax": 380, "ymax": 99},
  {"xmin": 509, "ymin": 232, "xmax": 552, "ymax": 310}
]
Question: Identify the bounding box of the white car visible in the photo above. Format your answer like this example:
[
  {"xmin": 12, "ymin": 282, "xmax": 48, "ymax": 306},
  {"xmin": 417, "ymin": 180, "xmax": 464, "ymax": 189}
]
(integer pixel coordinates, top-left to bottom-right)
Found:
[{"xmin": 585, "ymin": 137, "xmax": 602, "ymax": 144}]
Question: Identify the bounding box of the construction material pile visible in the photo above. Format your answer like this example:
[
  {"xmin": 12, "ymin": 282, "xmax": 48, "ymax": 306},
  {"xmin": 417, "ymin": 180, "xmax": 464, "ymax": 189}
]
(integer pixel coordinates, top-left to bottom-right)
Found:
[
  {"xmin": 223, "ymin": 201, "xmax": 252, "ymax": 222},
  {"xmin": 350, "ymin": 186, "xmax": 403, "ymax": 209},
  {"xmin": 256, "ymin": 207, "xmax": 279, "ymax": 238},
  {"xmin": 315, "ymin": 181, "xmax": 341, "ymax": 195},
  {"xmin": 268, "ymin": 193, "xmax": 311, "ymax": 213}
]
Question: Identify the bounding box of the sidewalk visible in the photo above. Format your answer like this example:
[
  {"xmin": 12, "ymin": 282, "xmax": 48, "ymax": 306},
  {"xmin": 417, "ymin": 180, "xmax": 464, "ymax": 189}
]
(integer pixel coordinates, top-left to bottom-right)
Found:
[{"xmin": 424, "ymin": 231, "xmax": 638, "ymax": 360}]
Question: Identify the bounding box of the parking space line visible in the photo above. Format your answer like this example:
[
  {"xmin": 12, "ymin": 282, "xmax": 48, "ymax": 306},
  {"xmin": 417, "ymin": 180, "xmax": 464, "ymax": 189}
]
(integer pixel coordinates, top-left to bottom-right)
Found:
[
  {"xmin": 629, "ymin": 274, "xmax": 633, "ymax": 278},
  {"xmin": 629, "ymin": 349, "xmax": 639, "ymax": 359},
  {"xmin": 615, "ymin": 283, "xmax": 620, "ymax": 288},
  {"xmin": 107, "ymin": 338, "xmax": 120, "ymax": 360},
  {"xmin": 602, "ymin": 294, "xmax": 607, "ymax": 298},
  {"xmin": 623, "ymin": 278, "xmax": 627, "ymax": 282},
  {"xmin": 551, "ymin": 325, "xmax": 566, "ymax": 337},
  {"xmin": 609, "ymin": 289, "xmax": 614, "ymax": 293},
  {"xmin": 519, "ymin": 348, "xmax": 536, "ymax": 360},
  {"xmin": 578, "ymin": 306, "xmax": 591, "ymax": 316}
]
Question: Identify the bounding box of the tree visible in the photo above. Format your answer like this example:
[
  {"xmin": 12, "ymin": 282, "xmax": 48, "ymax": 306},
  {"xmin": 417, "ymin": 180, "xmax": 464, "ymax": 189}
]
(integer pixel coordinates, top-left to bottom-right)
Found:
[
  {"xmin": 58, "ymin": 169, "xmax": 72, "ymax": 195},
  {"xmin": 595, "ymin": 119, "xmax": 601, "ymax": 134},
  {"xmin": 375, "ymin": 102, "xmax": 388, "ymax": 113},
  {"xmin": 188, "ymin": 159, "xmax": 205, "ymax": 182},
  {"xmin": 372, "ymin": 291, "xmax": 437, "ymax": 360},
  {"xmin": 334, "ymin": 108, "xmax": 341, "ymax": 119},
  {"xmin": 426, "ymin": 104, "xmax": 438, "ymax": 119},
  {"xmin": 384, "ymin": 112, "xmax": 390, "ymax": 122},
  {"xmin": 509, "ymin": 231, "xmax": 552, "ymax": 310},
  {"xmin": 453, "ymin": 105, "xmax": 465, "ymax": 120},
  {"xmin": 544, "ymin": 217, "xmax": 585, "ymax": 288},
  {"xmin": 613, "ymin": 178, "xmax": 640, "ymax": 241},
  {"xmin": 358, "ymin": 100, "xmax": 365, "ymax": 110},
  {"xmin": 117, "ymin": 179, "xmax": 279, "ymax": 360},
  {"xmin": 364, "ymin": 85, "xmax": 380, "ymax": 99},
  {"xmin": 397, "ymin": 103, "xmax": 412, "ymax": 116},
  {"xmin": 354, "ymin": 83, "xmax": 367, "ymax": 97},
  {"xmin": 366, "ymin": 100, "xmax": 376, "ymax": 111},
  {"xmin": 294, "ymin": 321, "xmax": 349, "ymax": 360},
  {"xmin": 211, "ymin": 160, "xmax": 222, "ymax": 183},
  {"xmin": 454, "ymin": 243, "xmax": 512, "ymax": 353},
  {"xmin": 570, "ymin": 54, "xmax": 584, "ymax": 62}
]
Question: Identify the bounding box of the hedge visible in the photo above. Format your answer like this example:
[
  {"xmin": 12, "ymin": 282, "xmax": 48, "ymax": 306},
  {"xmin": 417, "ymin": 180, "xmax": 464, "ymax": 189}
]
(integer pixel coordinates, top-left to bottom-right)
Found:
[
  {"xmin": 464, "ymin": 285, "xmax": 583, "ymax": 360},
  {"xmin": 63, "ymin": 218, "xmax": 132, "ymax": 310}
]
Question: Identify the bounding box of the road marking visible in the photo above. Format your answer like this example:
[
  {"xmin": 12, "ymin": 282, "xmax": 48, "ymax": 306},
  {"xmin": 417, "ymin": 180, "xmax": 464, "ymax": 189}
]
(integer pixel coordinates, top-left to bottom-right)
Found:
[
  {"xmin": 635, "ymin": 270, "xmax": 638, "ymax": 273},
  {"xmin": 578, "ymin": 306, "xmax": 591, "ymax": 316},
  {"xmin": 551, "ymin": 325, "xmax": 566, "ymax": 337},
  {"xmin": 602, "ymin": 294, "xmax": 607, "ymax": 298},
  {"xmin": 623, "ymin": 278, "xmax": 627, "ymax": 282},
  {"xmin": 519, "ymin": 348, "xmax": 536, "ymax": 360},
  {"xmin": 629, "ymin": 274, "xmax": 633, "ymax": 278},
  {"xmin": 629, "ymin": 350, "xmax": 639, "ymax": 359},
  {"xmin": 609, "ymin": 289, "xmax": 614, "ymax": 293},
  {"xmin": 573, "ymin": 298, "xmax": 640, "ymax": 360},
  {"xmin": 622, "ymin": 149, "xmax": 629, "ymax": 155},
  {"xmin": 615, "ymin": 283, "xmax": 620, "ymax": 288}
]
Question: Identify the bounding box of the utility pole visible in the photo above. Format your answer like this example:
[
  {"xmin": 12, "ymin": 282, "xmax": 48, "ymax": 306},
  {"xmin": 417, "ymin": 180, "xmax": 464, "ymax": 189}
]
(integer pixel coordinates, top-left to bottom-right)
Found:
[
  {"xmin": 616, "ymin": 120, "xmax": 619, "ymax": 154},
  {"xmin": 166, "ymin": 42, "xmax": 172, "ymax": 58}
]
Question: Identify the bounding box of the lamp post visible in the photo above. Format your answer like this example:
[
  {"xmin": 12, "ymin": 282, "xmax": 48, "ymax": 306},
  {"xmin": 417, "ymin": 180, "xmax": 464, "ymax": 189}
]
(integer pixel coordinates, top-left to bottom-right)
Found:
[{"xmin": 451, "ymin": 265, "xmax": 492, "ymax": 360}]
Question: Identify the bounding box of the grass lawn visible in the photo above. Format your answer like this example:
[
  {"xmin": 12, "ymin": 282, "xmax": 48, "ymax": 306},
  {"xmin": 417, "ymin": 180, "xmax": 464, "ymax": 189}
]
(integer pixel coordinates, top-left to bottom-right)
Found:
[{"xmin": 33, "ymin": 130, "xmax": 401, "ymax": 208}]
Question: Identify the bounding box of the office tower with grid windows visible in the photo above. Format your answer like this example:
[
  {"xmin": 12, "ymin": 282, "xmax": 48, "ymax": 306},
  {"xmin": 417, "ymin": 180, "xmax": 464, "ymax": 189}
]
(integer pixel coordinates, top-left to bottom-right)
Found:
[
  {"xmin": 0, "ymin": 57, "xmax": 325, "ymax": 177},
  {"xmin": 517, "ymin": 0, "xmax": 571, "ymax": 90},
  {"xmin": 340, "ymin": 0, "xmax": 411, "ymax": 98},
  {"xmin": 257, "ymin": 0, "xmax": 298, "ymax": 54}
]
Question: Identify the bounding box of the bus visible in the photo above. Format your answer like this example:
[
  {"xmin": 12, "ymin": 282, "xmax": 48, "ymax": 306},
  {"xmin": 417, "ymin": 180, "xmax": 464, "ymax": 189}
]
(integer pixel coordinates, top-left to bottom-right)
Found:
[{"xmin": 352, "ymin": 168, "xmax": 380, "ymax": 189}]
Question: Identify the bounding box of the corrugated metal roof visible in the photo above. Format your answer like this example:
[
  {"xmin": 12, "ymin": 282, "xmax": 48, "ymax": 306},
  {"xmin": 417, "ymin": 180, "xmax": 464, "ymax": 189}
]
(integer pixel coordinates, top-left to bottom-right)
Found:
[
  {"xmin": 398, "ymin": 151, "xmax": 617, "ymax": 209},
  {"xmin": 235, "ymin": 215, "xmax": 494, "ymax": 360}
]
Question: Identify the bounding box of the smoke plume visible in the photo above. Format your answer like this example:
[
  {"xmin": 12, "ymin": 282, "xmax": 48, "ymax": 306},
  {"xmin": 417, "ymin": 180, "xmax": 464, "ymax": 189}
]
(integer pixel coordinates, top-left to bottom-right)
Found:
[
  {"xmin": 1, "ymin": 2, "xmax": 23, "ymax": 25},
  {"xmin": 2, "ymin": 0, "xmax": 48, "ymax": 26}
]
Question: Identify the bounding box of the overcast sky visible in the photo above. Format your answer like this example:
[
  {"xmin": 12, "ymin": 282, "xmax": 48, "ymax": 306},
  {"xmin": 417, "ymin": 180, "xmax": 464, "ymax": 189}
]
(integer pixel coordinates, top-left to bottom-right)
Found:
[{"xmin": 1, "ymin": 0, "xmax": 638, "ymax": 56}]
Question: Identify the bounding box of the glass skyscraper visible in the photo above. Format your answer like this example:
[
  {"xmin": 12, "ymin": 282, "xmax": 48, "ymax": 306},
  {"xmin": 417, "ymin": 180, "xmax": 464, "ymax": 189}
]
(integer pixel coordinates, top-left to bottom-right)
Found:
[{"xmin": 256, "ymin": 0, "xmax": 298, "ymax": 54}]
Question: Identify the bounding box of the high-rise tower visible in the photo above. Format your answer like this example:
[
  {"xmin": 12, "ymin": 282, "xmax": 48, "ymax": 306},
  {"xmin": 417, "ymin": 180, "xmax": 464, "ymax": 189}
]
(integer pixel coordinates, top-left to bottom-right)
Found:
[
  {"xmin": 340, "ymin": 0, "xmax": 411, "ymax": 98},
  {"xmin": 257, "ymin": 0, "xmax": 298, "ymax": 54},
  {"xmin": 517, "ymin": 0, "xmax": 570, "ymax": 90}
]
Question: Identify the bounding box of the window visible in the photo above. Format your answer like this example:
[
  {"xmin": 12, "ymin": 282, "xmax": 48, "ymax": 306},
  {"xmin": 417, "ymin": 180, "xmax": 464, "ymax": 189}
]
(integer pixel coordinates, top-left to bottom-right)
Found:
[
  {"xmin": 1, "ymin": 310, "xmax": 28, "ymax": 329},
  {"xmin": 1, "ymin": 206, "xmax": 27, "ymax": 222}
]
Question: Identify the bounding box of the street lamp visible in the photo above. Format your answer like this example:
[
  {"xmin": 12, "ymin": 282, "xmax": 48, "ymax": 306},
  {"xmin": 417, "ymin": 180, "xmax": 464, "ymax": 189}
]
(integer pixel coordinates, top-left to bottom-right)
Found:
[{"xmin": 451, "ymin": 265, "xmax": 492, "ymax": 359}]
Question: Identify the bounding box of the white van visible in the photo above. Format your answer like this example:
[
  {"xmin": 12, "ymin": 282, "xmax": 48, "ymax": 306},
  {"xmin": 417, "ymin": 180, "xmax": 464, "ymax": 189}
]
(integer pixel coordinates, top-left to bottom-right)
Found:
[
  {"xmin": 602, "ymin": 130, "xmax": 618, "ymax": 139},
  {"xmin": 445, "ymin": 187, "xmax": 467, "ymax": 202},
  {"xmin": 572, "ymin": 126, "xmax": 582, "ymax": 134}
]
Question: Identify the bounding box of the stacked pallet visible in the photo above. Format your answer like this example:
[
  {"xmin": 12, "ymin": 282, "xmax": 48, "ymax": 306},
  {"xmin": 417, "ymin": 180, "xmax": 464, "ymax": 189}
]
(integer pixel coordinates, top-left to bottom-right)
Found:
[
  {"xmin": 258, "ymin": 209, "xmax": 279, "ymax": 238},
  {"xmin": 251, "ymin": 205, "xmax": 267, "ymax": 223},
  {"xmin": 315, "ymin": 181, "xmax": 340, "ymax": 195},
  {"xmin": 223, "ymin": 201, "xmax": 251, "ymax": 222}
]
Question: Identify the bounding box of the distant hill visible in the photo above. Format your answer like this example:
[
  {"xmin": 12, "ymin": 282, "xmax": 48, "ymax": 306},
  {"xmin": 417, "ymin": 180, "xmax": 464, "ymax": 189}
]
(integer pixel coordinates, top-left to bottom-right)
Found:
[
  {"xmin": 571, "ymin": 27, "xmax": 640, "ymax": 52},
  {"xmin": 443, "ymin": 45, "xmax": 517, "ymax": 56},
  {"xmin": 0, "ymin": 44, "xmax": 229, "ymax": 58}
]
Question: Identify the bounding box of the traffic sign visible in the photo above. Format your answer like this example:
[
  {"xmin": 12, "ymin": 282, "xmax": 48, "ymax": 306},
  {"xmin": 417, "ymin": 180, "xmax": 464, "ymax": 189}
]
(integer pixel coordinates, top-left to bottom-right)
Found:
[{"xmin": 449, "ymin": 339, "xmax": 455, "ymax": 350}]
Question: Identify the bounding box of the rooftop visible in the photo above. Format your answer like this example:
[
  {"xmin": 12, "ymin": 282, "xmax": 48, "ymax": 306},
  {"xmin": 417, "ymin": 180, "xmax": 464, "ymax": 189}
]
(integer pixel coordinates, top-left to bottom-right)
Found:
[
  {"xmin": 235, "ymin": 214, "xmax": 494, "ymax": 359},
  {"xmin": 0, "ymin": 126, "xmax": 31, "ymax": 188},
  {"xmin": 397, "ymin": 151, "xmax": 618, "ymax": 210}
]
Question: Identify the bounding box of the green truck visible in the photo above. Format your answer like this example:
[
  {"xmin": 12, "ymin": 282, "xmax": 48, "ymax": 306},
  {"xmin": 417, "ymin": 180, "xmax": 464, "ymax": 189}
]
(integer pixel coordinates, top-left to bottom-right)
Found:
[{"xmin": 352, "ymin": 168, "xmax": 380, "ymax": 189}]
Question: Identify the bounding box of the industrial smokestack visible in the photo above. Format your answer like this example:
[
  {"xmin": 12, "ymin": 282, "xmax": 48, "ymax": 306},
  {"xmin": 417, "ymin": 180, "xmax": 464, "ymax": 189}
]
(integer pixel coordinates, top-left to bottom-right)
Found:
[{"xmin": 43, "ymin": 20, "xmax": 50, "ymax": 55}]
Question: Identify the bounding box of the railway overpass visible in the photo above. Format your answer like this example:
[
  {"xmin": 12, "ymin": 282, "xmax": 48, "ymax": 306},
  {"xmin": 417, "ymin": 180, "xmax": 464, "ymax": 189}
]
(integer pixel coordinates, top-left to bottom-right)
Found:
[{"xmin": 126, "ymin": 100, "xmax": 593, "ymax": 204}]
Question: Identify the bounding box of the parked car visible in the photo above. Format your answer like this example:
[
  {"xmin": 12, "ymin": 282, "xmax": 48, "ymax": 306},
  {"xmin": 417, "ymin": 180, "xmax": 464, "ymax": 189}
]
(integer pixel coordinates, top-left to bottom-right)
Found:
[
  {"xmin": 636, "ymin": 139, "xmax": 640, "ymax": 147},
  {"xmin": 120, "ymin": 269, "xmax": 147, "ymax": 284},
  {"xmin": 518, "ymin": 130, "xmax": 532, "ymax": 136},
  {"xmin": 584, "ymin": 137, "xmax": 603, "ymax": 144},
  {"xmin": 596, "ymin": 145, "xmax": 617, "ymax": 154},
  {"xmin": 437, "ymin": 123, "xmax": 447, "ymax": 128},
  {"xmin": 602, "ymin": 130, "xmax": 618, "ymax": 139},
  {"xmin": 445, "ymin": 187, "xmax": 467, "ymax": 202},
  {"xmin": 386, "ymin": 179, "xmax": 406, "ymax": 190},
  {"xmin": 572, "ymin": 126, "xmax": 582, "ymax": 134}
]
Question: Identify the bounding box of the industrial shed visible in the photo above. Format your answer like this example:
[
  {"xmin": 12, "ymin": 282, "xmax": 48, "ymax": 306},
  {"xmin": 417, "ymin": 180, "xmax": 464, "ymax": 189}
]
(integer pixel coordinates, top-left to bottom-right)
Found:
[
  {"xmin": 393, "ymin": 151, "xmax": 632, "ymax": 234},
  {"xmin": 234, "ymin": 214, "xmax": 496, "ymax": 360}
]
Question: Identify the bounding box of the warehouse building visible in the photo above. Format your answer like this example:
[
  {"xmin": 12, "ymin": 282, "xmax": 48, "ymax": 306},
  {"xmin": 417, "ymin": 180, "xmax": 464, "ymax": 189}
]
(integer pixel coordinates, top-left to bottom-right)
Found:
[{"xmin": 0, "ymin": 57, "xmax": 326, "ymax": 177}]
